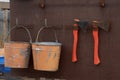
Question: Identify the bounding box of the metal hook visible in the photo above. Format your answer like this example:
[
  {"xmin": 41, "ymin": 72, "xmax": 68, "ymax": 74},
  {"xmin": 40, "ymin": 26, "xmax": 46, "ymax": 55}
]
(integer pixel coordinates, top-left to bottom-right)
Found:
[
  {"xmin": 15, "ymin": 18, "xmax": 18, "ymax": 26},
  {"xmin": 54, "ymin": 29, "xmax": 58, "ymax": 42},
  {"xmin": 44, "ymin": 18, "xmax": 48, "ymax": 27}
]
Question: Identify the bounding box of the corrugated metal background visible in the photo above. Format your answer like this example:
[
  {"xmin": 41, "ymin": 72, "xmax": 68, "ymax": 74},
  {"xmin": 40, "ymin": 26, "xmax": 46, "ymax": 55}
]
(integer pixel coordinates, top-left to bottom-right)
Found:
[{"xmin": 10, "ymin": 0, "xmax": 120, "ymax": 80}]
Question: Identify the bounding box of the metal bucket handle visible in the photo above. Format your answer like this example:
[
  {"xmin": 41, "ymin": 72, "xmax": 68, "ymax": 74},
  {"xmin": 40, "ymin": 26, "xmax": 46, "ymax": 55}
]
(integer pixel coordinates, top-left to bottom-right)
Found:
[
  {"xmin": 5, "ymin": 25, "xmax": 32, "ymax": 43},
  {"xmin": 35, "ymin": 27, "xmax": 58, "ymax": 42}
]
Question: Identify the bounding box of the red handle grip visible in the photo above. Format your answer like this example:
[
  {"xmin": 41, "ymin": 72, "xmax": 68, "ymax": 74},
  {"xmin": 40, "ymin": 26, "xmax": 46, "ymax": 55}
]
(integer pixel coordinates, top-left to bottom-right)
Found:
[
  {"xmin": 72, "ymin": 30, "xmax": 78, "ymax": 62},
  {"xmin": 93, "ymin": 30, "xmax": 100, "ymax": 65}
]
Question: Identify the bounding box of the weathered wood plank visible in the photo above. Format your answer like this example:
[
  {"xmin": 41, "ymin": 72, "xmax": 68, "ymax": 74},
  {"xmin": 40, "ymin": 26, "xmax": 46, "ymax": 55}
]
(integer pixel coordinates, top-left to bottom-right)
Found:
[
  {"xmin": 0, "ymin": 2, "xmax": 9, "ymax": 9},
  {"xmin": 3, "ymin": 10, "xmax": 8, "ymax": 45}
]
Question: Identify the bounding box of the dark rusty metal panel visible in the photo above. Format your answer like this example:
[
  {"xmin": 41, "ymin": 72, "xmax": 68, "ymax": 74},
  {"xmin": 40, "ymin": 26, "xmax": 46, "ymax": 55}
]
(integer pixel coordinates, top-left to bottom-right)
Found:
[{"xmin": 10, "ymin": 0, "xmax": 120, "ymax": 80}]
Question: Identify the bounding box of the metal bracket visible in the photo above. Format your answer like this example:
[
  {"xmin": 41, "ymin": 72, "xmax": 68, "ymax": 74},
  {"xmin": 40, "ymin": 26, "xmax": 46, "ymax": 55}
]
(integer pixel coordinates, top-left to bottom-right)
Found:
[
  {"xmin": 92, "ymin": 20, "xmax": 111, "ymax": 31},
  {"xmin": 40, "ymin": 0, "xmax": 45, "ymax": 8},
  {"xmin": 99, "ymin": 0, "xmax": 105, "ymax": 8}
]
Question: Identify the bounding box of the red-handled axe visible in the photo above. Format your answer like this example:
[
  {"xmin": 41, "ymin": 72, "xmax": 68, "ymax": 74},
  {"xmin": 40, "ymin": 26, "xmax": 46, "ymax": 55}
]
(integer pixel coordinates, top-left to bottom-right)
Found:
[
  {"xmin": 72, "ymin": 19, "xmax": 89, "ymax": 62},
  {"xmin": 92, "ymin": 20, "xmax": 110, "ymax": 65},
  {"xmin": 72, "ymin": 20, "xmax": 79, "ymax": 62}
]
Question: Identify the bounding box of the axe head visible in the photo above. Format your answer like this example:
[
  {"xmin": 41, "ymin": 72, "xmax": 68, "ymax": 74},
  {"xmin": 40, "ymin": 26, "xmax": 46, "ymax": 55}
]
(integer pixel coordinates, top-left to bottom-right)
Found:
[
  {"xmin": 92, "ymin": 20, "xmax": 111, "ymax": 31},
  {"xmin": 77, "ymin": 21, "xmax": 89, "ymax": 32},
  {"xmin": 98, "ymin": 21, "xmax": 111, "ymax": 31},
  {"xmin": 74, "ymin": 20, "xmax": 89, "ymax": 32}
]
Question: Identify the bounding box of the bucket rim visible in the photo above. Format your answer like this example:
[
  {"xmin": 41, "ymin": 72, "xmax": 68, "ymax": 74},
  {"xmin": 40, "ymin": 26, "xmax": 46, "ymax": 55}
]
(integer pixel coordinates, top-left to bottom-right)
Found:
[{"xmin": 32, "ymin": 42, "xmax": 62, "ymax": 46}]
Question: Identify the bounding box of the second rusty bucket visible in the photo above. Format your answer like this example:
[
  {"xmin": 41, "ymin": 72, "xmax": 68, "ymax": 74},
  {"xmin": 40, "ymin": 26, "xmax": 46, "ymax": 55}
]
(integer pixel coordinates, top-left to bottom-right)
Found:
[
  {"xmin": 4, "ymin": 25, "xmax": 32, "ymax": 68},
  {"xmin": 32, "ymin": 27, "xmax": 62, "ymax": 71}
]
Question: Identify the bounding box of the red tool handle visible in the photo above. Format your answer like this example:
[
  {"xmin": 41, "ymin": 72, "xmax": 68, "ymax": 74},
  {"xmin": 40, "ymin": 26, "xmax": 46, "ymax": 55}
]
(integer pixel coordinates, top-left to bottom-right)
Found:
[
  {"xmin": 72, "ymin": 29, "xmax": 78, "ymax": 62},
  {"xmin": 93, "ymin": 30, "xmax": 100, "ymax": 65}
]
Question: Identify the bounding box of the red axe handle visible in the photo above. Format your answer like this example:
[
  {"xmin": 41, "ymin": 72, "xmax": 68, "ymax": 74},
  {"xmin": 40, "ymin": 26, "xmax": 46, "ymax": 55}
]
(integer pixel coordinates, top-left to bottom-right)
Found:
[
  {"xmin": 93, "ymin": 30, "xmax": 100, "ymax": 65},
  {"xmin": 72, "ymin": 28, "xmax": 78, "ymax": 62}
]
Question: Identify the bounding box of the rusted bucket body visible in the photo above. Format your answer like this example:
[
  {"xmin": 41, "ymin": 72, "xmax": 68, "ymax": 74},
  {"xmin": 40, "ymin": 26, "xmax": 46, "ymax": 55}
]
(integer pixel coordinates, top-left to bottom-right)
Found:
[
  {"xmin": 0, "ymin": 48, "xmax": 4, "ymax": 57},
  {"xmin": 32, "ymin": 42, "xmax": 61, "ymax": 71},
  {"xmin": 4, "ymin": 26, "xmax": 32, "ymax": 68},
  {"xmin": 4, "ymin": 42, "xmax": 30, "ymax": 68}
]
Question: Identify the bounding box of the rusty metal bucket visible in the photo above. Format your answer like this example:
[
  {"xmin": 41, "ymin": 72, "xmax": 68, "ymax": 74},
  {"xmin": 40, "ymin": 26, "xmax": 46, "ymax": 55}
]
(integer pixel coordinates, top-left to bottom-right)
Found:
[
  {"xmin": 32, "ymin": 27, "xmax": 62, "ymax": 71},
  {"xmin": 4, "ymin": 26, "xmax": 32, "ymax": 68}
]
